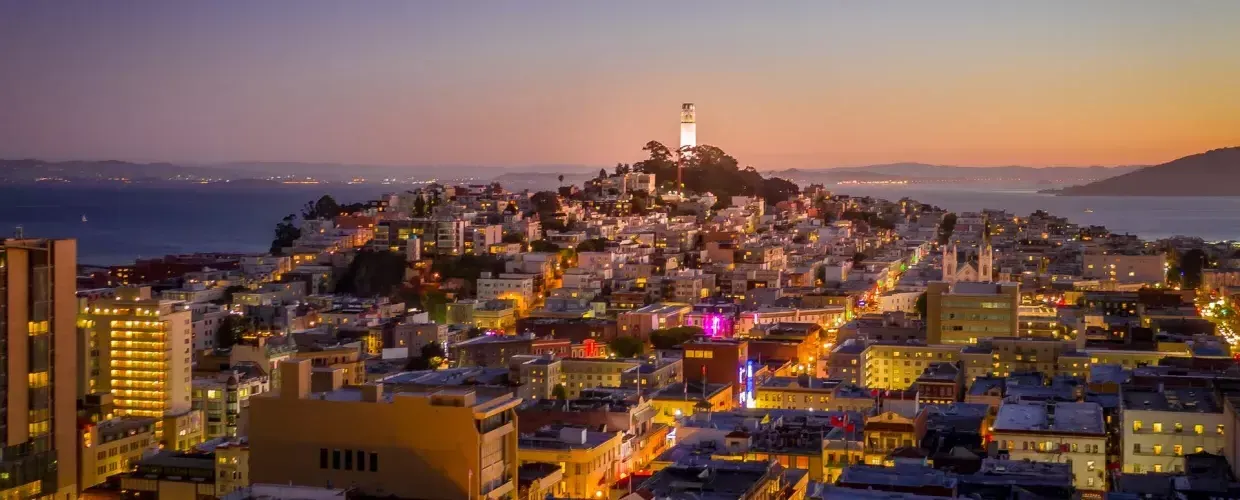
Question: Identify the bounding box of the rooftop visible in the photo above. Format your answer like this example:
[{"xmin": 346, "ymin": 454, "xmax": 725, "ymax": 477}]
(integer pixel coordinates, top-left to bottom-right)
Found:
[
  {"xmin": 993, "ymin": 402, "xmax": 1104, "ymax": 435},
  {"xmin": 1121, "ymin": 387, "xmax": 1221, "ymax": 413}
]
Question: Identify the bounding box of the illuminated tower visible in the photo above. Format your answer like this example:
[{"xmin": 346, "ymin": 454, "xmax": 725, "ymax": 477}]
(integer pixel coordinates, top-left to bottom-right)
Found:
[
  {"xmin": 680, "ymin": 103, "xmax": 696, "ymax": 150},
  {"xmin": 679, "ymin": 103, "xmax": 696, "ymax": 189}
]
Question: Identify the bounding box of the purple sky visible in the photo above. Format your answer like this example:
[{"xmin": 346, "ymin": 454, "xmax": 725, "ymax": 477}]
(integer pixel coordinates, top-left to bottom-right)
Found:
[{"xmin": 1, "ymin": 1, "xmax": 1237, "ymax": 169}]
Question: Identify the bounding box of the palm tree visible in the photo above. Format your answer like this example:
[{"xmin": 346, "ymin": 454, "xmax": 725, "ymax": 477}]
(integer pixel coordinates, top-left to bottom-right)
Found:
[{"xmin": 557, "ymin": 174, "xmax": 565, "ymax": 186}]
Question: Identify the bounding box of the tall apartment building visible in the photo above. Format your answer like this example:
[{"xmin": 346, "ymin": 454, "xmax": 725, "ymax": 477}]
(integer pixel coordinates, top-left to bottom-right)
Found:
[
  {"xmin": 925, "ymin": 281, "xmax": 1019, "ymax": 345},
  {"xmin": 82, "ymin": 286, "xmax": 193, "ymax": 423},
  {"xmin": 249, "ymin": 360, "xmax": 521, "ymax": 499},
  {"xmin": 1083, "ymin": 253, "xmax": 1166, "ymax": 284},
  {"xmin": 993, "ymin": 401, "xmax": 1108, "ymax": 493},
  {"xmin": 861, "ymin": 342, "xmax": 963, "ymax": 390},
  {"xmin": 1, "ymin": 237, "xmax": 79, "ymax": 498},
  {"xmin": 1121, "ymin": 387, "xmax": 1226, "ymax": 474}
]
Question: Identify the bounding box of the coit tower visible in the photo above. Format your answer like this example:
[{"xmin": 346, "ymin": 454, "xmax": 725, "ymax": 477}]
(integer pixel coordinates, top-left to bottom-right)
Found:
[
  {"xmin": 678, "ymin": 103, "xmax": 695, "ymax": 189},
  {"xmin": 679, "ymin": 103, "xmax": 696, "ymax": 150}
]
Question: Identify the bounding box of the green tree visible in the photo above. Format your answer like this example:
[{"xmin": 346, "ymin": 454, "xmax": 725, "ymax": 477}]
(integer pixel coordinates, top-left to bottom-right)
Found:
[
  {"xmin": 406, "ymin": 342, "xmax": 447, "ymax": 371},
  {"xmin": 413, "ymin": 196, "xmax": 427, "ymax": 217},
  {"xmin": 530, "ymin": 239, "xmax": 560, "ymax": 253},
  {"xmin": 269, "ymin": 214, "xmax": 301, "ymax": 255},
  {"xmin": 938, "ymin": 213, "xmax": 958, "ymax": 245},
  {"xmin": 1179, "ymin": 248, "xmax": 1208, "ymax": 289},
  {"xmin": 608, "ymin": 336, "xmax": 646, "ymax": 358},
  {"xmin": 552, "ymin": 384, "xmax": 569, "ymax": 400},
  {"xmin": 575, "ymin": 238, "xmax": 609, "ymax": 253},
  {"xmin": 530, "ymin": 191, "xmax": 561, "ymax": 216},
  {"xmin": 302, "ymin": 194, "xmax": 341, "ymax": 220},
  {"xmin": 649, "ymin": 326, "xmax": 704, "ymax": 350},
  {"xmin": 915, "ymin": 292, "xmax": 928, "ymax": 318},
  {"xmin": 211, "ymin": 285, "xmax": 249, "ymax": 305},
  {"xmin": 215, "ymin": 314, "xmax": 251, "ymax": 350},
  {"xmin": 334, "ymin": 250, "xmax": 410, "ymax": 297},
  {"xmin": 852, "ymin": 252, "xmax": 867, "ymax": 265},
  {"xmin": 501, "ymin": 233, "xmax": 525, "ymax": 244}
]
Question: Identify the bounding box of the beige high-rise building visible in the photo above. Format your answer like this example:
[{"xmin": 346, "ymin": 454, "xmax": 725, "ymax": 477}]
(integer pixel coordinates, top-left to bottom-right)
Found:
[
  {"xmin": 248, "ymin": 360, "xmax": 522, "ymax": 499},
  {"xmin": 82, "ymin": 286, "xmax": 193, "ymax": 423},
  {"xmin": 1, "ymin": 237, "xmax": 80, "ymax": 498},
  {"xmin": 926, "ymin": 281, "xmax": 1019, "ymax": 345}
]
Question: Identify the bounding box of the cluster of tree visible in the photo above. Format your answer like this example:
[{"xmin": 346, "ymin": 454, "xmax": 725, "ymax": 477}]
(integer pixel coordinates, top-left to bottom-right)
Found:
[
  {"xmin": 630, "ymin": 141, "xmax": 799, "ymax": 206},
  {"xmin": 211, "ymin": 285, "xmax": 250, "ymax": 306},
  {"xmin": 1167, "ymin": 248, "xmax": 1210, "ymax": 289},
  {"xmin": 431, "ymin": 254, "xmax": 508, "ymax": 282},
  {"xmin": 530, "ymin": 239, "xmax": 561, "ymax": 253},
  {"xmin": 649, "ymin": 326, "xmax": 704, "ymax": 350},
  {"xmin": 334, "ymin": 250, "xmax": 411, "ymax": 298},
  {"xmin": 269, "ymin": 214, "xmax": 302, "ymax": 255},
  {"xmin": 301, "ymin": 195, "xmax": 364, "ymax": 220},
  {"xmin": 411, "ymin": 193, "xmax": 443, "ymax": 217},
  {"xmin": 214, "ymin": 314, "xmax": 254, "ymax": 350},
  {"xmin": 575, "ymin": 238, "xmax": 609, "ymax": 252},
  {"xmin": 405, "ymin": 342, "xmax": 447, "ymax": 371},
  {"xmin": 840, "ymin": 210, "xmax": 895, "ymax": 231},
  {"xmin": 607, "ymin": 336, "xmax": 645, "ymax": 358},
  {"xmin": 937, "ymin": 212, "xmax": 958, "ymax": 245}
]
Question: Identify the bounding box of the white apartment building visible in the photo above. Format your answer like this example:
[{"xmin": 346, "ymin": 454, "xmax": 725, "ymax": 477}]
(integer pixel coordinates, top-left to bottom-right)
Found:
[
  {"xmin": 1083, "ymin": 253, "xmax": 1166, "ymax": 284},
  {"xmin": 82, "ymin": 286, "xmax": 193, "ymax": 422},
  {"xmin": 993, "ymin": 402, "xmax": 1108, "ymax": 493},
  {"xmin": 477, "ymin": 273, "xmax": 536, "ymax": 313},
  {"xmin": 1121, "ymin": 387, "xmax": 1227, "ymax": 474}
]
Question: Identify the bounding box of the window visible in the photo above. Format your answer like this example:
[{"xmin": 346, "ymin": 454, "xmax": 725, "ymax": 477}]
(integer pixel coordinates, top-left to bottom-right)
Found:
[
  {"xmin": 1175, "ymin": 422, "xmax": 1183, "ymax": 433},
  {"xmin": 320, "ymin": 449, "xmax": 328, "ymax": 469},
  {"xmin": 332, "ymin": 450, "xmax": 341, "ymax": 469},
  {"xmin": 369, "ymin": 453, "xmax": 378, "ymax": 472},
  {"xmin": 1219, "ymin": 424, "xmax": 1226, "ymax": 436},
  {"xmin": 1195, "ymin": 424, "xmax": 1204, "ymax": 435},
  {"xmin": 1133, "ymin": 444, "xmax": 1141, "ymax": 454},
  {"xmin": 1196, "ymin": 446, "xmax": 1205, "ymax": 453},
  {"xmin": 1174, "ymin": 445, "xmax": 1183, "ymax": 456},
  {"xmin": 1132, "ymin": 420, "xmax": 1142, "ymax": 432},
  {"xmin": 1153, "ymin": 464, "xmax": 1163, "ymax": 473},
  {"xmin": 1087, "ymin": 461, "xmax": 1096, "ymax": 471},
  {"xmin": 1152, "ymin": 445, "xmax": 1162, "ymax": 455},
  {"xmin": 1152, "ymin": 422, "xmax": 1163, "ymax": 433},
  {"xmin": 344, "ymin": 449, "xmax": 353, "ymax": 470}
]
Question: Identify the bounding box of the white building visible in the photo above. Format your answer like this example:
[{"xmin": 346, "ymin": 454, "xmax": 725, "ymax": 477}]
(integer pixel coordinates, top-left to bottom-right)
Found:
[
  {"xmin": 1083, "ymin": 253, "xmax": 1166, "ymax": 284},
  {"xmin": 1121, "ymin": 387, "xmax": 1227, "ymax": 474},
  {"xmin": 993, "ymin": 401, "xmax": 1108, "ymax": 493},
  {"xmin": 477, "ymin": 273, "xmax": 536, "ymax": 313}
]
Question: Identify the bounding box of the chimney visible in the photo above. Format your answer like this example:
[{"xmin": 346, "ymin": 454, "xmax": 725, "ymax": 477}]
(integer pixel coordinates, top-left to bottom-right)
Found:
[
  {"xmin": 280, "ymin": 360, "xmax": 312, "ymax": 400},
  {"xmin": 361, "ymin": 383, "xmax": 384, "ymax": 403},
  {"xmin": 559, "ymin": 427, "xmax": 587, "ymax": 445}
]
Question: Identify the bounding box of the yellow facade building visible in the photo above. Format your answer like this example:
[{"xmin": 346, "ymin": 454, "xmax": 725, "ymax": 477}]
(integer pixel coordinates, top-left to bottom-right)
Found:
[
  {"xmin": 518, "ymin": 427, "xmax": 622, "ymax": 499},
  {"xmin": 861, "ymin": 343, "xmax": 963, "ymax": 390},
  {"xmin": 926, "ymin": 281, "xmax": 1020, "ymax": 345},
  {"xmin": 248, "ymin": 360, "xmax": 522, "ymax": 499},
  {"xmin": 79, "ymin": 416, "xmax": 158, "ymax": 489},
  {"xmin": 83, "ymin": 286, "xmax": 194, "ymax": 424}
]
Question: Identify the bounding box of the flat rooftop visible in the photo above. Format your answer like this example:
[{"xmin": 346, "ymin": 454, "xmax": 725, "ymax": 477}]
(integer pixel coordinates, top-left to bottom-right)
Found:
[
  {"xmin": 1121, "ymin": 387, "xmax": 1221, "ymax": 413},
  {"xmin": 993, "ymin": 402, "xmax": 1104, "ymax": 435}
]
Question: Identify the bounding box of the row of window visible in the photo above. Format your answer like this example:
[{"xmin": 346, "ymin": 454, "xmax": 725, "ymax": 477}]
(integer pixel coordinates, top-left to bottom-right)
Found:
[
  {"xmin": 1131, "ymin": 422, "xmax": 1222, "ymax": 435},
  {"xmin": 319, "ymin": 448, "xmax": 379, "ymax": 472},
  {"xmin": 1133, "ymin": 443, "xmax": 1206, "ymax": 455}
]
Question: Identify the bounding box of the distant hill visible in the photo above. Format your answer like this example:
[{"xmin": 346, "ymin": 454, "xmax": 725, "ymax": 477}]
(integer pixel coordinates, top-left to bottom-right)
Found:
[
  {"xmin": 769, "ymin": 163, "xmax": 1141, "ymax": 186},
  {"xmin": 1049, "ymin": 147, "xmax": 1240, "ymax": 196}
]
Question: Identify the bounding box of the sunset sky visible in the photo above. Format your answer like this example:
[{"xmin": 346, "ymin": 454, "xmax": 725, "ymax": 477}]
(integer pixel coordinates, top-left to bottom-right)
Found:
[{"xmin": 1, "ymin": 1, "xmax": 1237, "ymax": 169}]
